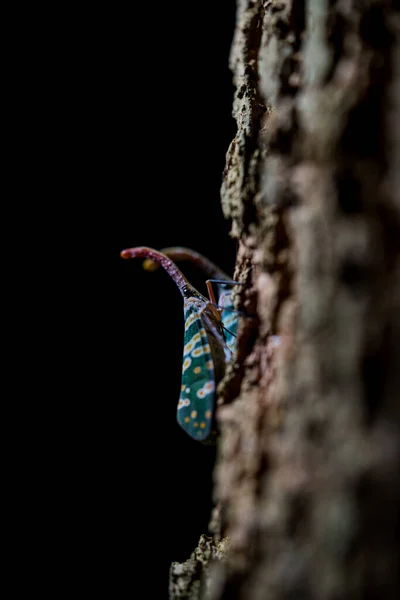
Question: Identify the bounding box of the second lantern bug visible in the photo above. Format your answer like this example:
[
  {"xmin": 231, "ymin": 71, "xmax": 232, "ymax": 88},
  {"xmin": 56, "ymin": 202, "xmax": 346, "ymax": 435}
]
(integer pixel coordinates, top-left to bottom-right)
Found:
[
  {"xmin": 120, "ymin": 246, "xmax": 231, "ymax": 442},
  {"xmin": 142, "ymin": 247, "xmax": 242, "ymax": 354}
]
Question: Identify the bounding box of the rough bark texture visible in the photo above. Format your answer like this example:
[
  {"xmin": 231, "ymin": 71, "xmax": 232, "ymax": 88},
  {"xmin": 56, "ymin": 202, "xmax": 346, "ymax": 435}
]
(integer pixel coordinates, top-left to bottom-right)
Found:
[{"xmin": 170, "ymin": 1, "xmax": 400, "ymax": 598}]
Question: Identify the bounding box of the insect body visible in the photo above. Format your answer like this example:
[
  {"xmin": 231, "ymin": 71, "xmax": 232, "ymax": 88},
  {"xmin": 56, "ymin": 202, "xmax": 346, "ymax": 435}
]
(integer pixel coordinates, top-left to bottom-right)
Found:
[
  {"xmin": 142, "ymin": 247, "xmax": 240, "ymax": 354},
  {"xmin": 120, "ymin": 246, "xmax": 230, "ymax": 442}
]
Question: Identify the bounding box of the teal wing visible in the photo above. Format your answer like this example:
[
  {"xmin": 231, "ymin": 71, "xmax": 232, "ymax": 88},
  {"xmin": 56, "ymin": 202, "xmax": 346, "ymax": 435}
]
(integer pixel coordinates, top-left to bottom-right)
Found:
[
  {"xmin": 219, "ymin": 290, "xmax": 238, "ymax": 354},
  {"xmin": 177, "ymin": 299, "xmax": 215, "ymax": 441}
]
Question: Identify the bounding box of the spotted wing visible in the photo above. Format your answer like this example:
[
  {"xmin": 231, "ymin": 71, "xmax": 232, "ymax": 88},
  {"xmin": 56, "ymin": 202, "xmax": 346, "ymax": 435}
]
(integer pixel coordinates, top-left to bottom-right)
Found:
[
  {"xmin": 177, "ymin": 299, "xmax": 215, "ymax": 441},
  {"xmin": 218, "ymin": 289, "xmax": 238, "ymax": 354}
]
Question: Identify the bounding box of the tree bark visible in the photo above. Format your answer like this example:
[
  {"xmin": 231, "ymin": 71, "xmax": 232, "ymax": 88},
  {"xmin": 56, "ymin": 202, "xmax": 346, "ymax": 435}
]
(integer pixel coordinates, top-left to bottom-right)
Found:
[{"xmin": 170, "ymin": 2, "xmax": 400, "ymax": 598}]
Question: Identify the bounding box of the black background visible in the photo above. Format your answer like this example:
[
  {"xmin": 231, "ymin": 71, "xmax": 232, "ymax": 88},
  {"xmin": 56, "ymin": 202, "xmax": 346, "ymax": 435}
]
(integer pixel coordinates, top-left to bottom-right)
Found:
[{"xmin": 40, "ymin": 2, "xmax": 238, "ymax": 597}]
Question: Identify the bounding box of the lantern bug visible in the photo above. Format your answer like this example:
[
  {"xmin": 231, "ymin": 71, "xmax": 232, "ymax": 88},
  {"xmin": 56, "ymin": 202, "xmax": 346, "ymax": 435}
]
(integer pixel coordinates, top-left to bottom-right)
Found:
[
  {"xmin": 142, "ymin": 247, "xmax": 240, "ymax": 354},
  {"xmin": 120, "ymin": 246, "xmax": 232, "ymax": 442}
]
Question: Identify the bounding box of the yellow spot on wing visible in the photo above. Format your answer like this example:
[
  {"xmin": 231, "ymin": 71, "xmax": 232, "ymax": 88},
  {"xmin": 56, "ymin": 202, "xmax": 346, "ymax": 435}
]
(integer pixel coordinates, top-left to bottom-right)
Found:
[
  {"xmin": 191, "ymin": 410, "xmax": 197, "ymax": 418},
  {"xmin": 184, "ymin": 417, "xmax": 190, "ymax": 423},
  {"xmin": 194, "ymin": 366, "xmax": 201, "ymax": 374},
  {"xmin": 184, "ymin": 341, "xmax": 194, "ymax": 354},
  {"xmin": 200, "ymin": 422, "xmax": 206, "ymax": 429},
  {"xmin": 205, "ymin": 410, "xmax": 211, "ymax": 419},
  {"xmin": 182, "ymin": 357, "xmax": 192, "ymax": 373},
  {"xmin": 192, "ymin": 347, "xmax": 203, "ymax": 357},
  {"xmin": 178, "ymin": 398, "xmax": 190, "ymax": 410},
  {"xmin": 185, "ymin": 314, "xmax": 196, "ymax": 330}
]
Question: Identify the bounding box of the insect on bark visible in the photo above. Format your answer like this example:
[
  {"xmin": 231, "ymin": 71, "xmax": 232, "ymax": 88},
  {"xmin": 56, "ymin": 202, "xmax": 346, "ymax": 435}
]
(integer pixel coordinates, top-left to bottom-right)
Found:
[
  {"xmin": 120, "ymin": 246, "xmax": 232, "ymax": 442},
  {"xmin": 142, "ymin": 247, "xmax": 241, "ymax": 354}
]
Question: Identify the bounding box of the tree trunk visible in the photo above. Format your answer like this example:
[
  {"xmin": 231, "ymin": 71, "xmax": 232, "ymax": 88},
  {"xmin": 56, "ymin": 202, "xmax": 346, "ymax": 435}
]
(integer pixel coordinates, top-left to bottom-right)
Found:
[{"xmin": 170, "ymin": 2, "xmax": 400, "ymax": 598}]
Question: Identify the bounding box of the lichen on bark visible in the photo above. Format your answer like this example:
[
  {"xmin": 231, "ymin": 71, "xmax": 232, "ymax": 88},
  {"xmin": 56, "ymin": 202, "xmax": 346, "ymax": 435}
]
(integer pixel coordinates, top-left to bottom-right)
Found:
[{"xmin": 169, "ymin": 535, "xmax": 230, "ymax": 600}]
